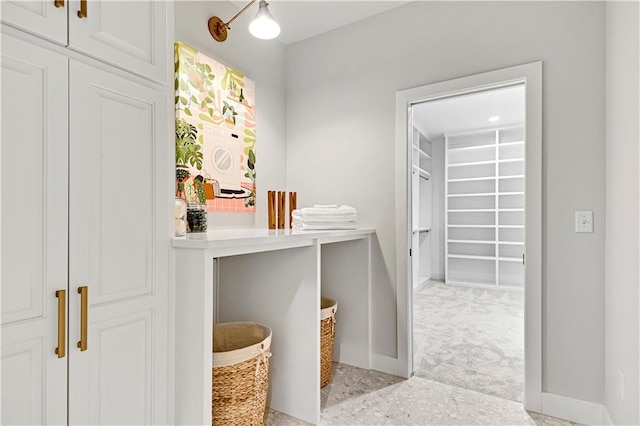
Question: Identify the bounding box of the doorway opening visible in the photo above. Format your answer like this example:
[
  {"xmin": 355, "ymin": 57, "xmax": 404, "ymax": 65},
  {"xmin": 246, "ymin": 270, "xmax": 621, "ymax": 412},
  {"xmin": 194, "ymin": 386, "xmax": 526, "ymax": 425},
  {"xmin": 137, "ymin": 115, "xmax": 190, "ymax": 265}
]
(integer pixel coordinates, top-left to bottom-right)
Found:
[
  {"xmin": 410, "ymin": 84, "xmax": 526, "ymax": 402},
  {"xmin": 395, "ymin": 62, "xmax": 542, "ymax": 411}
]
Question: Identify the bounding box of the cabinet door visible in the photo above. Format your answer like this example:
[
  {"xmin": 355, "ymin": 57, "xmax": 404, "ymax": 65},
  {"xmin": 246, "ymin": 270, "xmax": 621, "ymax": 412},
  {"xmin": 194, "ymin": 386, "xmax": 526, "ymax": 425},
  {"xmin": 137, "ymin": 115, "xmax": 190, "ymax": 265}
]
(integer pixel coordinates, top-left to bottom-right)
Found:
[
  {"xmin": 68, "ymin": 60, "xmax": 168, "ymax": 425},
  {"xmin": 1, "ymin": 33, "xmax": 68, "ymax": 425},
  {"xmin": 0, "ymin": 0, "xmax": 68, "ymax": 46},
  {"xmin": 67, "ymin": 0, "xmax": 168, "ymax": 83}
]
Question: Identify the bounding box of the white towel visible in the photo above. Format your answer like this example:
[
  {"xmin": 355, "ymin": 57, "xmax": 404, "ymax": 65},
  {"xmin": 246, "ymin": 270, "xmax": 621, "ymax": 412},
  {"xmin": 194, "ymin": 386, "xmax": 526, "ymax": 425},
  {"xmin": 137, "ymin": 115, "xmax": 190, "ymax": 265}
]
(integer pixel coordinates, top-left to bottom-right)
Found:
[
  {"xmin": 292, "ymin": 221, "xmax": 358, "ymax": 231},
  {"xmin": 292, "ymin": 211, "xmax": 357, "ymax": 223},
  {"xmin": 313, "ymin": 204, "xmax": 337, "ymax": 209},
  {"xmin": 293, "ymin": 205, "xmax": 357, "ymax": 218}
]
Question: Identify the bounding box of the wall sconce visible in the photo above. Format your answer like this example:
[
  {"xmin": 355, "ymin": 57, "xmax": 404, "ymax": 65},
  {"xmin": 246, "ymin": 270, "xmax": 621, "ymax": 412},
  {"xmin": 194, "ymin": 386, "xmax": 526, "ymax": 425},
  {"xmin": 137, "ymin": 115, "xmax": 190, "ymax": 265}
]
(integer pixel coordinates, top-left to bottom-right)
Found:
[{"xmin": 208, "ymin": 0, "xmax": 280, "ymax": 42}]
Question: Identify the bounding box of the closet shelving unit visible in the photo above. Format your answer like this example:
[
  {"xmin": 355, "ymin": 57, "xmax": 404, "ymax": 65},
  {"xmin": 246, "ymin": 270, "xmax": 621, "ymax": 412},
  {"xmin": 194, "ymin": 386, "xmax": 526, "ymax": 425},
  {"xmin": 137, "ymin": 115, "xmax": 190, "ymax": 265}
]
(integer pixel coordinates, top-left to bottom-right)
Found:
[
  {"xmin": 412, "ymin": 132, "xmax": 432, "ymax": 286},
  {"xmin": 444, "ymin": 126, "xmax": 525, "ymax": 288},
  {"xmin": 413, "ymin": 144, "xmax": 432, "ymax": 180}
]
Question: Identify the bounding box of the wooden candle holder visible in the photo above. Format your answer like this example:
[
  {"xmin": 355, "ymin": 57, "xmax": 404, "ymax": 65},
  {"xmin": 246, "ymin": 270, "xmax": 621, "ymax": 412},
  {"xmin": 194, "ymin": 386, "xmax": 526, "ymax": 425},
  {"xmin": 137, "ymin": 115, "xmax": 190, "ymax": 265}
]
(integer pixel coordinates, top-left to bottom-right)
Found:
[
  {"xmin": 267, "ymin": 191, "xmax": 276, "ymax": 229},
  {"xmin": 289, "ymin": 192, "xmax": 297, "ymax": 228},
  {"xmin": 277, "ymin": 192, "xmax": 286, "ymax": 229}
]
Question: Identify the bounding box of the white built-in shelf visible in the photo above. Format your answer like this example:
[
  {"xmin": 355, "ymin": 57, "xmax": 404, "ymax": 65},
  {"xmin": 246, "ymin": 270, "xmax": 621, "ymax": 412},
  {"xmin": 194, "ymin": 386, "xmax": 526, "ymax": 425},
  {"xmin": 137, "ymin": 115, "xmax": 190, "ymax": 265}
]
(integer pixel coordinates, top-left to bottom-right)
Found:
[
  {"xmin": 498, "ymin": 257, "xmax": 523, "ymax": 262},
  {"xmin": 448, "ymin": 254, "xmax": 495, "ymax": 261},
  {"xmin": 413, "ymin": 145, "xmax": 432, "ymax": 160},
  {"xmin": 448, "ymin": 209, "xmax": 494, "ymax": 212},
  {"xmin": 448, "ymin": 239, "xmax": 495, "ymax": 244},
  {"xmin": 448, "ymin": 143, "xmax": 494, "ymax": 152},
  {"xmin": 499, "ymin": 141, "xmax": 524, "ymax": 147},
  {"xmin": 448, "ymin": 176, "xmax": 495, "ymax": 183},
  {"xmin": 448, "ymin": 160, "xmax": 495, "ymax": 168},
  {"xmin": 448, "ymin": 192, "xmax": 495, "ymax": 198},
  {"xmin": 445, "ymin": 127, "xmax": 525, "ymax": 289},
  {"xmin": 448, "ymin": 224, "xmax": 495, "ymax": 228},
  {"xmin": 412, "ymin": 165, "xmax": 430, "ymax": 180},
  {"xmin": 448, "ymin": 254, "xmax": 523, "ymax": 263}
]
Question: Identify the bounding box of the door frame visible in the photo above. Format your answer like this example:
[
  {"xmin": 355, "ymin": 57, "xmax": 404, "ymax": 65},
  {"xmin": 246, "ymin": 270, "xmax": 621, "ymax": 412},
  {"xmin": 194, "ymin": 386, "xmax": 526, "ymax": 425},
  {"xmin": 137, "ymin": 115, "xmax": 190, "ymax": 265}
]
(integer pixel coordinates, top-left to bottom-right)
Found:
[{"xmin": 394, "ymin": 62, "xmax": 543, "ymax": 411}]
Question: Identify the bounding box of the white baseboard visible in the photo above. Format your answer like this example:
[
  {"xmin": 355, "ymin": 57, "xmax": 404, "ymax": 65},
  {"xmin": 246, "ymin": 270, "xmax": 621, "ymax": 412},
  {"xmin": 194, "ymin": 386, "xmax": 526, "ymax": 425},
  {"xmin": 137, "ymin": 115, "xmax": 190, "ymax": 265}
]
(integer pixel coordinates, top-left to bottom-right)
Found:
[
  {"xmin": 370, "ymin": 354, "xmax": 398, "ymax": 376},
  {"xmin": 540, "ymin": 392, "xmax": 607, "ymax": 425},
  {"xmin": 430, "ymin": 272, "xmax": 444, "ymax": 281},
  {"xmin": 600, "ymin": 405, "xmax": 613, "ymax": 425}
]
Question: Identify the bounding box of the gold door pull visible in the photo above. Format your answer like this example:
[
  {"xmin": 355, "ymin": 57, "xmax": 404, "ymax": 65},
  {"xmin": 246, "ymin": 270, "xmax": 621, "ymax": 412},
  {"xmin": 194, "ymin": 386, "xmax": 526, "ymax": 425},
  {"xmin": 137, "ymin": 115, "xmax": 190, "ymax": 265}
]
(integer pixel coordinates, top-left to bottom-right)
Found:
[
  {"xmin": 77, "ymin": 0, "xmax": 87, "ymax": 18},
  {"xmin": 77, "ymin": 286, "xmax": 88, "ymax": 351},
  {"xmin": 54, "ymin": 0, "xmax": 64, "ymax": 8},
  {"xmin": 55, "ymin": 290, "xmax": 66, "ymax": 358}
]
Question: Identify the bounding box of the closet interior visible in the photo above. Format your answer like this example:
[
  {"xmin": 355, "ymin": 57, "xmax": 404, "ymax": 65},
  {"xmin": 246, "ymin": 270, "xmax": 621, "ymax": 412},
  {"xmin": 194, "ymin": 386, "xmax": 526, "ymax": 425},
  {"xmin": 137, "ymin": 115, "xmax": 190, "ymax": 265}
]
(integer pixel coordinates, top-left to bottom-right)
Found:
[{"xmin": 411, "ymin": 85, "xmax": 526, "ymax": 290}]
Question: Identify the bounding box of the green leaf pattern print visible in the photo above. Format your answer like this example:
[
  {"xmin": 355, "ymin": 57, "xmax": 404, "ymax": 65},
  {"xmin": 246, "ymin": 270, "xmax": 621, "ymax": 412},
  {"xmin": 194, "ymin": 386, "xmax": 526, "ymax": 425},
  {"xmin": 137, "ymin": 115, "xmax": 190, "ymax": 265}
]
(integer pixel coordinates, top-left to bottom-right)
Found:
[{"xmin": 175, "ymin": 42, "xmax": 257, "ymax": 210}]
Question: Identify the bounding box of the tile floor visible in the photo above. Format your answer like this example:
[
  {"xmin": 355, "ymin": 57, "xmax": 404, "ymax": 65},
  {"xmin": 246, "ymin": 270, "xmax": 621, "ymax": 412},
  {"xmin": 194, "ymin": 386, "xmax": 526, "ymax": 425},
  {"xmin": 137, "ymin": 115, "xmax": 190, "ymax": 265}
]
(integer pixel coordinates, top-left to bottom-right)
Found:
[
  {"xmin": 264, "ymin": 363, "xmax": 580, "ymax": 425},
  {"xmin": 264, "ymin": 280, "xmax": 578, "ymax": 425}
]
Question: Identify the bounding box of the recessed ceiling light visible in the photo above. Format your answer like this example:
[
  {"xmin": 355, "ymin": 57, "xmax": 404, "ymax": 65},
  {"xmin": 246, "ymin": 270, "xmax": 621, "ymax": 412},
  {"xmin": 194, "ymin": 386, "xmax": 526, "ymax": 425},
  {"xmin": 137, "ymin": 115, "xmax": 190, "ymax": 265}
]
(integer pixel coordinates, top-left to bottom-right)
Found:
[{"xmin": 489, "ymin": 116, "xmax": 500, "ymax": 122}]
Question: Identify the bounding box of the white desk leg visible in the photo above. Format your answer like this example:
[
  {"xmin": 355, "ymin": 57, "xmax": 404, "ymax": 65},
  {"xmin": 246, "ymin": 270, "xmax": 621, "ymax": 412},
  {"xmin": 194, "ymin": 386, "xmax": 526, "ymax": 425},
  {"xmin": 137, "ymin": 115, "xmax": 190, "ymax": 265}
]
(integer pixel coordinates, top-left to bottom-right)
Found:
[
  {"xmin": 217, "ymin": 245, "xmax": 321, "ymax": 425},
  {"xmin": 320, "ymin": 236, "xmax": 371, "ymax": 369},
  {"xmin": 174, "ymin": 249, "xmax": 214, "ymax": 425}
]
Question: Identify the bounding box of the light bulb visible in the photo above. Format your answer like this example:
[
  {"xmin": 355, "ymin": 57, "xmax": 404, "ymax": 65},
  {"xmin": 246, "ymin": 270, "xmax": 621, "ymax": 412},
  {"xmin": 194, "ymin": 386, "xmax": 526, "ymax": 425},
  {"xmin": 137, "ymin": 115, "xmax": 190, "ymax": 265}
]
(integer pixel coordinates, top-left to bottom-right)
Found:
[{"xmin": 249, "ymin": 1, "xmax": 280, "ymax": 40}]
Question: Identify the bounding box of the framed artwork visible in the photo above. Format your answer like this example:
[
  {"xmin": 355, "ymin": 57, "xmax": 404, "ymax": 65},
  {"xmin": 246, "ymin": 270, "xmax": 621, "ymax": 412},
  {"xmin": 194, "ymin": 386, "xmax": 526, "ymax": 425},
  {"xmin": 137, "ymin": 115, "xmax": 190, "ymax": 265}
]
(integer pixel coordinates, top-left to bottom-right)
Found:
[{"xmin": 175, "ymin": 42, "xmax": 256, "ymax": 212}]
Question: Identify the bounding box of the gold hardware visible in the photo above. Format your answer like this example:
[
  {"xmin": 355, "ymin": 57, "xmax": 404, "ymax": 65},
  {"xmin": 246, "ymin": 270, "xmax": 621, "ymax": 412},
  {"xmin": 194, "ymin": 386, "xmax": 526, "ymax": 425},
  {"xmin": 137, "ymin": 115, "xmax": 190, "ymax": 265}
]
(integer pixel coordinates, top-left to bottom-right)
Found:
[
  {"xmin": 55, "ymin": 290, "xmax": 66, "ymax": 358},
  {"xmin": 77, "ymin": 0, "xmax": 87, "ymax": 18},
  {"xmin": 208, "ymin": 0, "xmax": 256, "ymax": 42},
  {"xmin": 54, "ymin": 0, "xmax": 64, "ymax": 8},
  {"xmin": 77, "ymin": 286, "xmax": 88, "ymax": 351}
]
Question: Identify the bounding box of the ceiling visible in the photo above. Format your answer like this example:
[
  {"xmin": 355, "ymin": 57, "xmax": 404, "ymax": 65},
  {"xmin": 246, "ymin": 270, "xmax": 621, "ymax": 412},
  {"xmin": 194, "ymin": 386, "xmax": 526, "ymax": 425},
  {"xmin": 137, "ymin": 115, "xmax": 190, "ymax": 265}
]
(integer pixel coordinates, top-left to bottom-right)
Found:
[
  {"xmin": 230, "ymin": 1, "xmax": 411, "ymax": 45},
  {"xmin": 412, "ymin": 85, "xmax": 526, "ymax": 140}
]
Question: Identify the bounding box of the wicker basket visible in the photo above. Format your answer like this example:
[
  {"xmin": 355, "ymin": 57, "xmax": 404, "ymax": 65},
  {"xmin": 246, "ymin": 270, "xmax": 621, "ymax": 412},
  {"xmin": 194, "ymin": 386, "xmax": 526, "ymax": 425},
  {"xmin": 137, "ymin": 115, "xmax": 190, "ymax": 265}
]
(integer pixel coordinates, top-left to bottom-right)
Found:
[
  {"xmin": 212, "ymin": 322, "xmax": 272, "ymax": 426},
  {"xmin": 320, "ymin": 297, "xmax": 337, "ymax": 388}
]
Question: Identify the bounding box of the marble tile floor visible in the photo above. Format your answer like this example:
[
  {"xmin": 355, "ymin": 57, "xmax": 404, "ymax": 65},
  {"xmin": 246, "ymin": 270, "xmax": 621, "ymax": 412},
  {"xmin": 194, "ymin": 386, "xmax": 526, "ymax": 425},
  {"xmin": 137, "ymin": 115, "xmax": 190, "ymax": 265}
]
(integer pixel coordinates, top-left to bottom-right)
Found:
[
  {"xmin": 264, "ymin": 363, "xmax": 581, "ymax": 426},
  {"xmin": 413, "ymin": 281, "xmax": 525, "ymax": 402}
]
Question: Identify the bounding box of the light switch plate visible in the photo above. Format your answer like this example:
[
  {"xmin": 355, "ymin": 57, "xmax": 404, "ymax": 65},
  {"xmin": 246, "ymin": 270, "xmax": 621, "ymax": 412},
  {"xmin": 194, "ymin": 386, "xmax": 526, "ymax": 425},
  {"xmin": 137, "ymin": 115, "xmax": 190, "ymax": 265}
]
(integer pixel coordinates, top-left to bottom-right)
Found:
[{"xmin": 575, "ymin": 211, "xmax": 593, "ymax": 233}]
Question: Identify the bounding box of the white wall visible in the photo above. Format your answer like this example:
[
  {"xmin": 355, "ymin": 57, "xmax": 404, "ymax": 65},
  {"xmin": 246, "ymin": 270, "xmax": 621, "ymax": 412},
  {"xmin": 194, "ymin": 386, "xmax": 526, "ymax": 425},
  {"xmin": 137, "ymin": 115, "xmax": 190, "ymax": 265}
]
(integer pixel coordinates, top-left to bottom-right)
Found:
[
  {"xmin": 431, "ymin": 136, "xmax": 445, "ymax": 281},
  {"xmin": 286, "ymin": 1, "xmax": 606, "ymax": 402},
  {"xmin": 175, "ymin": 0, "xmax": 286, "ymax": 229},
  {"xmin": 604, "ymin": 2, "xmax": 640, "ymax": 424}
]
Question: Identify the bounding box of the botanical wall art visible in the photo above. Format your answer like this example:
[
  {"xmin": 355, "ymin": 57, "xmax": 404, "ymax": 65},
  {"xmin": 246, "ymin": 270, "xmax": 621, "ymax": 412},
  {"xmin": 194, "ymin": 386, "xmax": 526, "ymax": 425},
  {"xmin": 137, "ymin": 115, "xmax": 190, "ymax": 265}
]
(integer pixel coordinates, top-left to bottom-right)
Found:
[{"xmin": 175, "ymin": 42, "xmax": 256, "ymax": 212}]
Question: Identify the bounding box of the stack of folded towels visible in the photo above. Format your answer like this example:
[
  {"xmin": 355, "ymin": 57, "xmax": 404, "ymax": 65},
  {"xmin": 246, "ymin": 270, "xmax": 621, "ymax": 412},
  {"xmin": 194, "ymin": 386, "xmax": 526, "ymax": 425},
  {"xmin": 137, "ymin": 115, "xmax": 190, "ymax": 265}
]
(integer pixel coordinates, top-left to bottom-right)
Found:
[{"xmin": 292, "ymin": 205, "xmax": 358, "ymax": 231}]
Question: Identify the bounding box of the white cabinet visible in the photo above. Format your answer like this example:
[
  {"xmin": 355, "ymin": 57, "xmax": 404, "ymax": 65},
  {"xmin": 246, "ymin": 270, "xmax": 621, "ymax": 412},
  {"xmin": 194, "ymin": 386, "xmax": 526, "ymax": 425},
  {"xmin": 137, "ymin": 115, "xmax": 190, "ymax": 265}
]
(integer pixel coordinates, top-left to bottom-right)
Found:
[
  {"xmin": 0, "ymin": 0, "xmax": 68, "ymax": 45},
  {"xmin": 1, "ymin": 31, "xmax": 169, "ymax": 425},
  {"xmin": 0, "ymin": 0, "xmax": 168, "ymax": 83},
  {"xmin": 68, "ymin": 60, "xmax": 168, "ymax": 424},
  {"xmin": 67, "ymin": 0, "xmax": 168, "ymax": 83},
  {"xmin": 1, "ymin": 33, "xmax": 68, "ymax": 426}
]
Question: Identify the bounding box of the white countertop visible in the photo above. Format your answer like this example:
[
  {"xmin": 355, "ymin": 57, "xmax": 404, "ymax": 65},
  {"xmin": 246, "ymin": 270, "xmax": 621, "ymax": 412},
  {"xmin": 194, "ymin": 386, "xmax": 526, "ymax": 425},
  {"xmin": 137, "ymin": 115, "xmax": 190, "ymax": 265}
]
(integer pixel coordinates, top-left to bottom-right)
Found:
[{"xmin": 172, "ymin": 228, "xmax": 375, "ymax": 254}]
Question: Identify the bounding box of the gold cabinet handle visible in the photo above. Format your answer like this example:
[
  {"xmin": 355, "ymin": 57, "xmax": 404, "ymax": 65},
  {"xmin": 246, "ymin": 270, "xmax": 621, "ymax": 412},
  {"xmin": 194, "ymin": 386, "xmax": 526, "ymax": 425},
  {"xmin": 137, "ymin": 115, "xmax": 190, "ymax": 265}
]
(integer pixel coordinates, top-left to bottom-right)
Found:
[
  {"xmin": 54, "ymin": 0, "xmax": 64, "ymax": 8},
  {"xmin": 77, "ymin": 0, "xmax": 87, "ymax": 18},
  {"xmin": 55, "ymin": 290, "xmax": 66, "ymax": 358},
  {"xmin": 77, "ymin": 286, "xmax": 88, "ymax": 351}
]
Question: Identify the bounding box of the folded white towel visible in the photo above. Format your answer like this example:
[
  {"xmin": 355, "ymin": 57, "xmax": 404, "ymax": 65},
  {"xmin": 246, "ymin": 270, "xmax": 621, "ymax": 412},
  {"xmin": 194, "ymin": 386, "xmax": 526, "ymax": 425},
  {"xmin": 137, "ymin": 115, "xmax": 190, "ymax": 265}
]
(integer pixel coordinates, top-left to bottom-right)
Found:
[
  {"xmin": 292, "ymin": 211, "xmax": 357, "ymax": 223},
  {"xmin": 292, "ymin": 222, "xmax": 358, "ymax": 231},
  {"xmin": 313, "ymin": 204, "xmax": 337, "ymax": 209},
  {"xmin": 293, "ymin": 205, "xmax": 358, "ymax": 217}
]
